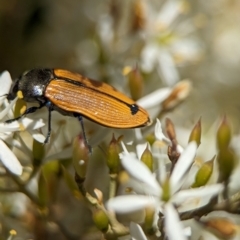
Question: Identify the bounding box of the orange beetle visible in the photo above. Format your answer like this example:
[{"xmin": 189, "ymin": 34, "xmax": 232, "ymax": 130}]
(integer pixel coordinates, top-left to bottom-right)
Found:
[{"xmin": 7, "ymin": 69, "xmax": 151, "ymax": 148}]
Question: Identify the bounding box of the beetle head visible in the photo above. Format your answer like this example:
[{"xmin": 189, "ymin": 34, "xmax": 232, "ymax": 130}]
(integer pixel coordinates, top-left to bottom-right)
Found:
[{"xmin": 7, "ymin": 69, "xmax": 53, "ymax": 102}]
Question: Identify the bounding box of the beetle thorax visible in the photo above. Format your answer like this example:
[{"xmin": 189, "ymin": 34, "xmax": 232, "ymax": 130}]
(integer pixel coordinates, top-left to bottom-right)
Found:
[{"xmin": 18, "ymin": 69, "xmax": 53, "ymax": 102}]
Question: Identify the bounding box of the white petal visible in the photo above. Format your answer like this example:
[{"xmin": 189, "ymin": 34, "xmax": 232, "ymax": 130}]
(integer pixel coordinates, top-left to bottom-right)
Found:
[
  {"xmin": 21, "ymin": 118, "xmax": 46, "ymax": 143},
  {"xmin": 0, "ymin": 121, "xmax": 20, "ymax": 133},
  {"xmin": 31, "ymin": 131, "xmax": 46, "ymax": 143},
  {"xmin": 172, "ymin": 39, "xmax": 201, "ymax": 62},
  {"xmin": 154, "ymin": 119, "xmax": 171, "ymax": 145},
  {"xmin": 177, "ymin": 144, "xmax": 184, "ymax": 154},
  {"xmin": 137, "ymin": 88, "xmax": 171, "ymax": 109},
  {"xmin": 164, "ymin": 203, "xmax": 187, "ymax": 240},
  {"xmin": 141, "ymin": 43, "xmax": 159, "ymax": 73},
  {"xmin": 120, "ymin": 141, "xmax": 130, "ymax": 154},
  {"xmin": 120, "ymin": 153, "xmax": 161, "ymax": 196},
  {"xmin": 107, "ymin": 195, "xmax": 157, "ymax": 213},
  {"xmin": 134, "ymin": 128, "xmax": 143, "ymax": 141},
  {"xmin": 172, "ymin": 184, "xmax": 223, "ymax": 206},
  {"xmin": 0, "ymin": 71, "xmax": 12, "ymax": 96},
  {"xmin": 97, "ymin": 15, "xmax": 113, "ymax": 44},
  {"xmin": 170, "ymin": 141, "xmax": 197, "ymax": 193},
  {"xmin": 157, "ymin": 48, "xmax": 180, "ymax": 86},
  {"xmin": 21, "ymin": 118, "xmax": 45, "ymax": 130},
  {"xmin": 152, "ymin": 142, "xmax": 168, "ymax": 183},
  {"xmin": 183, "ymin": 227, "xmax": 192, "ymax": 238},
  {"xmin": 0, "ymin": 97, "xmax": 17, "ymax": 120},
  {"xmin": 130, "ymin": 222, "xmax": 148, "ymax": 240},
  {"xmin": 136, "ymin": 142, "xmax": 148, "ymax": 160},
  {"xmin": 156, "ymin": 0, "xmax": 182, "ymax": 28},
  {"xmin": 0, "ymin": 139, "xmax": 22, "ymax": 175}
]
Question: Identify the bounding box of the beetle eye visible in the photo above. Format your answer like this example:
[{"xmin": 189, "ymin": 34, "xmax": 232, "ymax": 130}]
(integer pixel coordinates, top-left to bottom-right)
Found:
[{"xmin": 7, "ymin": 78, "xmax": 19, "ymax": 100}]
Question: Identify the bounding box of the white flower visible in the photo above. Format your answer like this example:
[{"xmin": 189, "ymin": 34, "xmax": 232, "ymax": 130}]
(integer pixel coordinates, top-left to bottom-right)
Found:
[
  {"xmin": 141, "ymin": 0, "xmax": 203, "ymax": 86},
  {"xmin": 0, "ymin": 71, "xmax": 54, "ymax": 175},
  {"xmin": 107, "ymin": 120, "xmax": 223, "ymax": 240},
  {"xmin": 0, "ymin": 71, "xmax": 23, "ymax": 175}
]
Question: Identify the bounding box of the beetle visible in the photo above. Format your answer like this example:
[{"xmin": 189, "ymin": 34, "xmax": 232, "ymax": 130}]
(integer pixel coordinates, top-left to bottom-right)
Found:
[{"xmin": 6, "ymin": 69, "xmax": 151, "ymax": 150}]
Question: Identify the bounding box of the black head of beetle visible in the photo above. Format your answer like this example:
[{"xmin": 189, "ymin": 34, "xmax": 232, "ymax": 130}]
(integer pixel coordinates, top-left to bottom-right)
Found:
[{"xmin": 7, "ymin": 69, "xmax": 53, "ymax": 103}]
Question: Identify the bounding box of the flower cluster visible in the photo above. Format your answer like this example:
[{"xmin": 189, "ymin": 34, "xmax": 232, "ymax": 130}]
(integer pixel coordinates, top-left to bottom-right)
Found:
[{"xmin": 106, "ymin": 119, "xmax": 227, "ymax": 239}]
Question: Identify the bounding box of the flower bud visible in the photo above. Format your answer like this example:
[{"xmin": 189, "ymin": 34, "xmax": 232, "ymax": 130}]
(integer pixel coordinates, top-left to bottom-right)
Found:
[
  {"xmin": 165, "ymin": 118, "xmax": 176, "ymax": 141},
  {"xmin": 106, "ymin": 134, "xmax": 121, "ymax": 174},
  {"xmin": 145, "ymin": 133, "xmax": 155, "ymax": 146},
  {"xmin": 131, "ymin": 0, "xmax": 145, "ymax": 32},
  {"xmin": 92, "ymin": 209, "xmax": 109, "ymax": 232},
  {"xmin": 188, "ymin": 118, "xmax": 201, "ymax": 146},
  {"xmin": 217, "ymin": 116, "xmax": 231, "ymax": 150},
  {"xmin": 140, "ymin": 145, "xmax": 153, "ymax": 172},
  {"xmin": 161, "ymin": 80, "xmax": 191, "ymax": 111},
  {"xmin": 125, "ymin": 66, "xmax": 144, "ymax": 101},
  {"xmin": 198, "ymin": 217, "xmax": 237, "ymax": 239},
  {"xmin": 192, "ymin": 156, "xmax": 214, "ymax": 188},
  {"xmin": 72, "ymin": 134, "xmax": 89, "ymax": 179}
]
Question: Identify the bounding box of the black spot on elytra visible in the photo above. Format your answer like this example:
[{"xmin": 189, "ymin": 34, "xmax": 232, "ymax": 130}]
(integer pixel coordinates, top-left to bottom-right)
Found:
[{"xmin": 130, "ymin": 104, "xmax": 139, "ymax": 115}]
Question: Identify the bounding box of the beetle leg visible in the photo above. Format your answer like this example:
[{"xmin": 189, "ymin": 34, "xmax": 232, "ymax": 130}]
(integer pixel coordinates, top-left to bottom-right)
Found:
[
  {"xmin": 44, "ymin": 103, "xmax": 54, "ymax": 144},
  {"xmin": 74, "ymin": 114, "xmax": 92, "ymax": 153}
]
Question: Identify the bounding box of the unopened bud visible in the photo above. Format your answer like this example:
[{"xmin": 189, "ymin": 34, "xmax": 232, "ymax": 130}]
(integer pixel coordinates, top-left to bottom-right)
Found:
[
  {"xmin": 217, "ymin": 116, "xmax": 231, "ymax": 150},
  {"xmin": 192, "ymin": 156, "xmax": 214, "ymax": 188},
  {"xmin": 125, "ymin": 66, "xmax": 144, "ymax": 101},
  {"xmin": 165, "ymin": 118, "xmax": 176, "ymax": 141},
  {"xmin": 161, "ymin": 80, "xmax": 191, "ymax": 111},
  {"xmin": 188, "ymin": 118, "xmax": 201, "ymax": 146},
  {"xmin": 107, "ymin": 134, "xmax": 121, "ymax": 174},
  {"xmin": 140, "ymin": 145, "xmax": 153, "ymax": 172},
  {"xmin": 198, "ymin": 217, "xmax": 237, "ymax": 239},
  {"xmin": 72, "ymin": 134, "xmax": 89, "ymax": 179},
  {"xmin": 92, "ymin": 209, "xmax": 109, "ymax": 232},
  {"xmin": 131, "ymin": 0, "xmax": 145, "ymax": 32}
]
